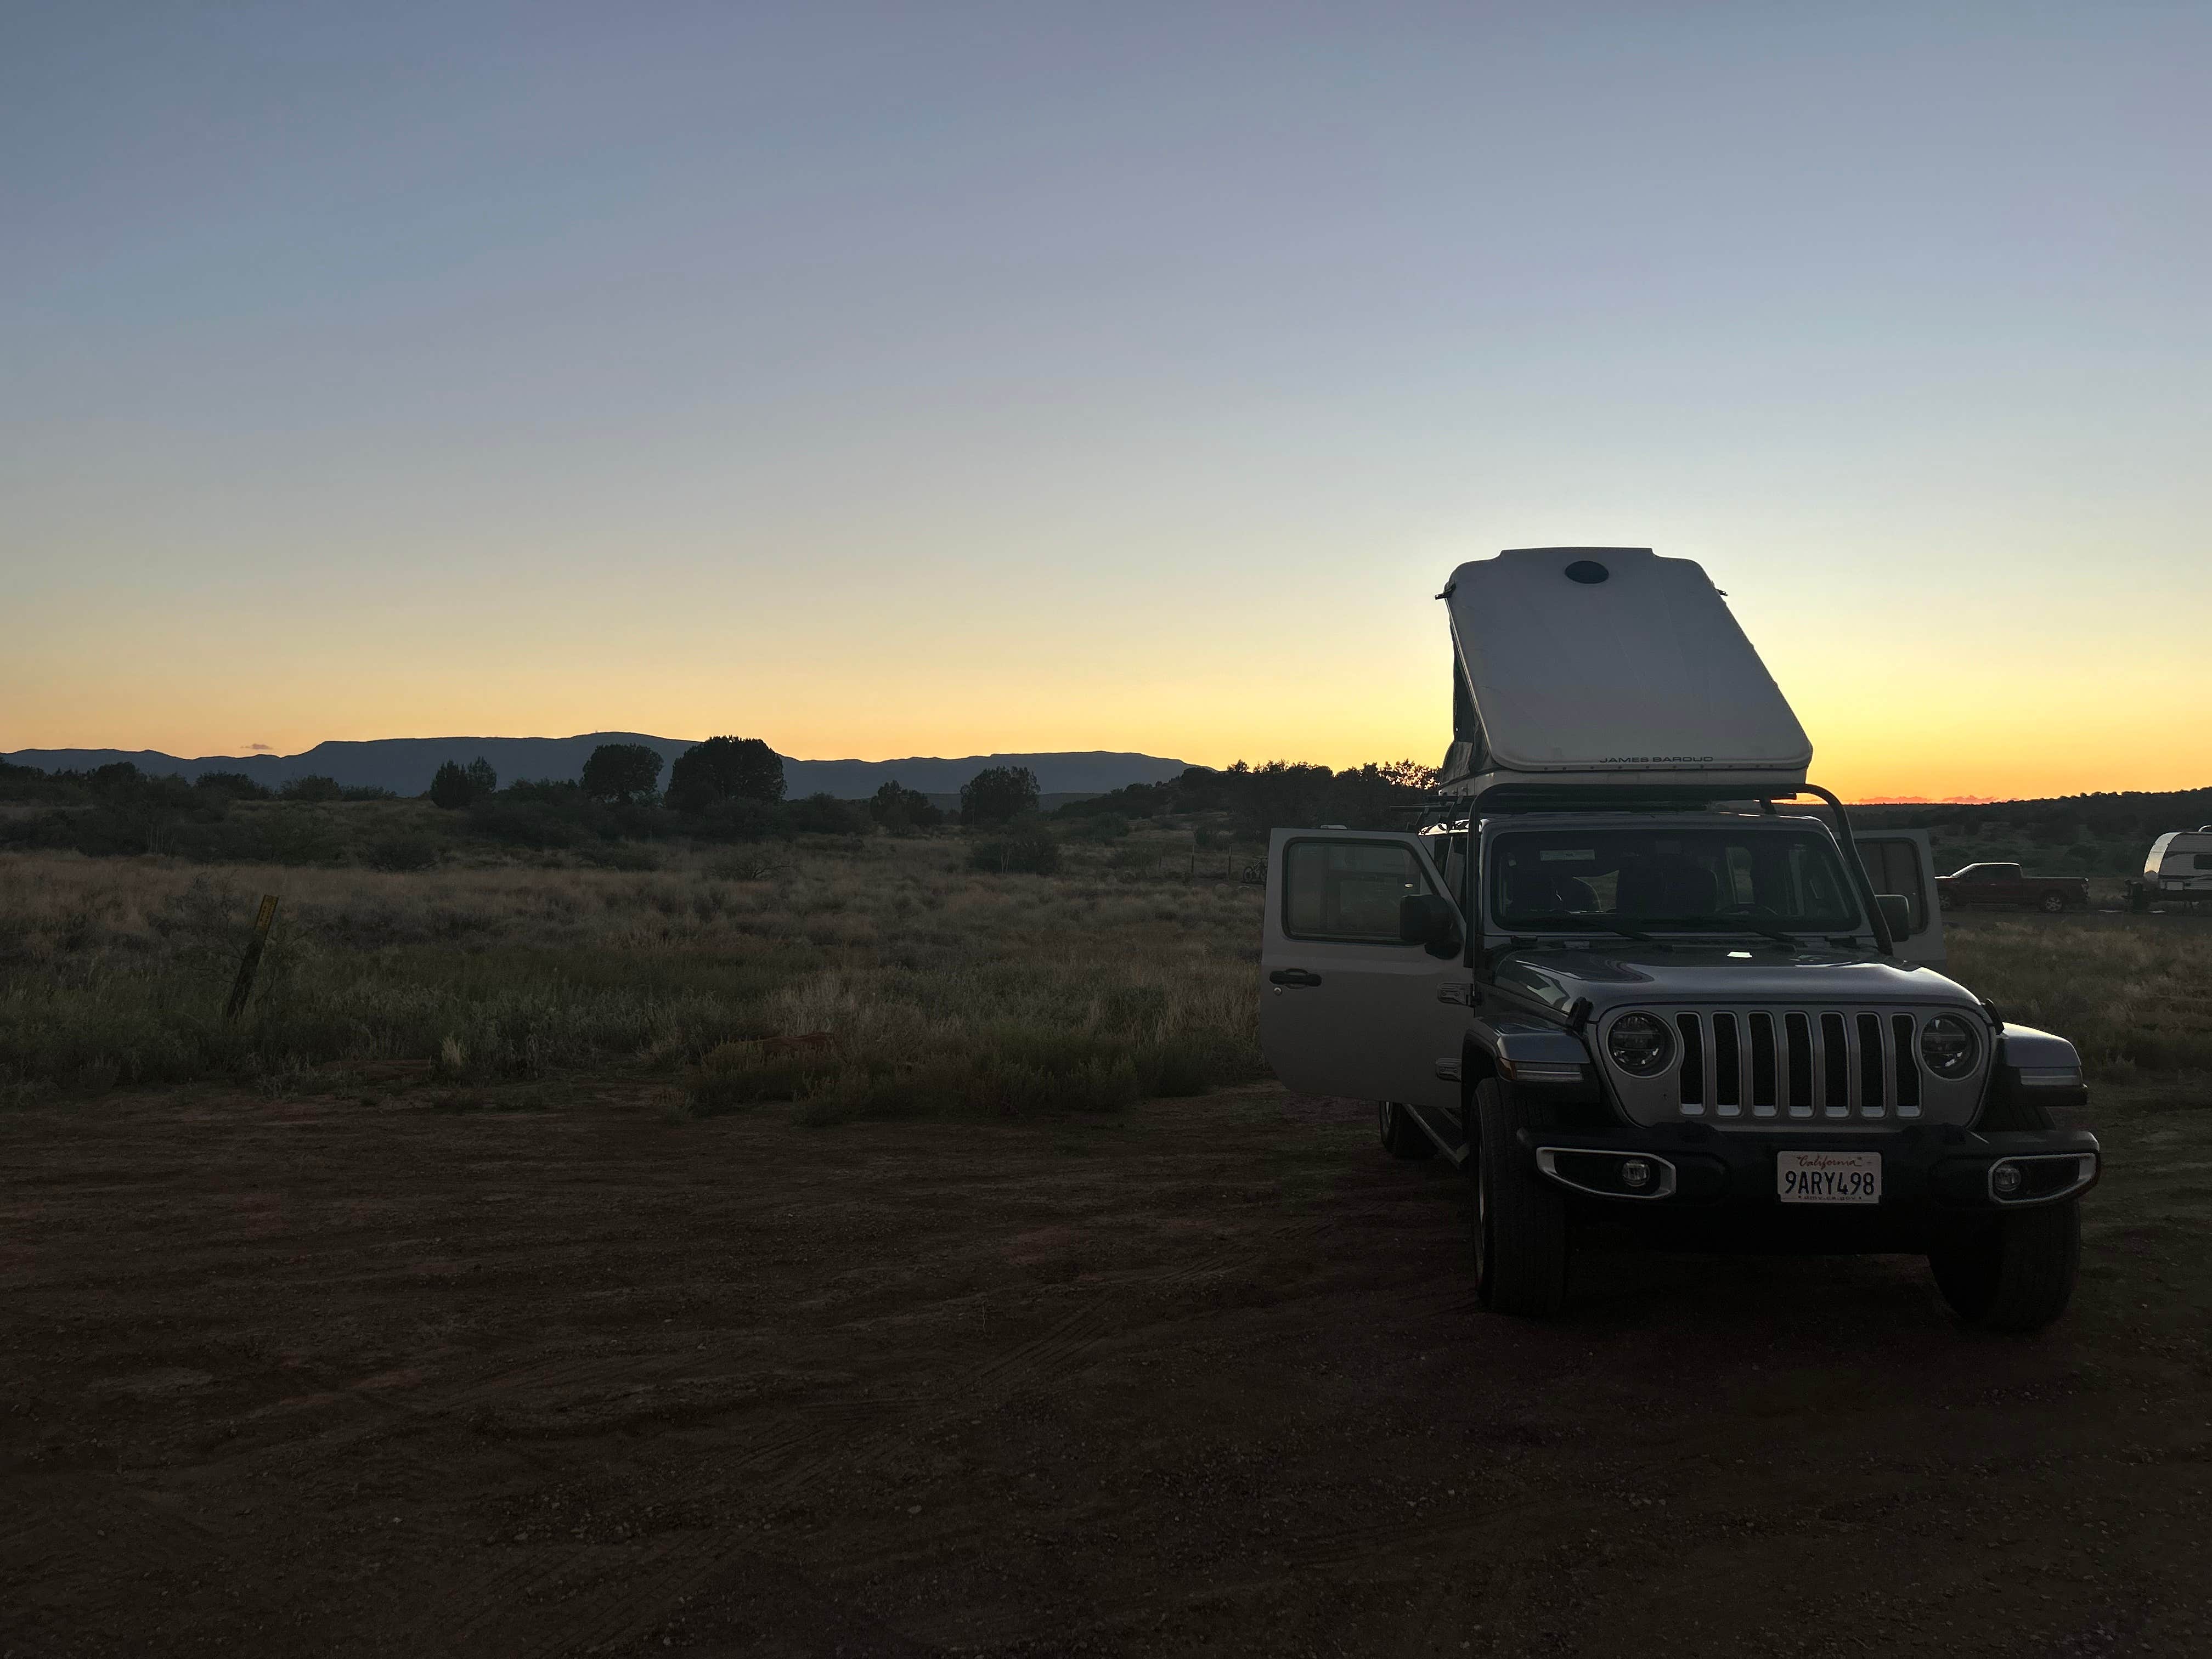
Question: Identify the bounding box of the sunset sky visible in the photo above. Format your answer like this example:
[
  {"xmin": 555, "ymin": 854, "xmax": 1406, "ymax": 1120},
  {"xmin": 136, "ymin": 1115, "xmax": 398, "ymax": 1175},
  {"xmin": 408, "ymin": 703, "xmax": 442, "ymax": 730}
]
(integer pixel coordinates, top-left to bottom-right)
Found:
[{"xmin": 6, "ymin": 4, "xmax": 2207, "ymax": 803}]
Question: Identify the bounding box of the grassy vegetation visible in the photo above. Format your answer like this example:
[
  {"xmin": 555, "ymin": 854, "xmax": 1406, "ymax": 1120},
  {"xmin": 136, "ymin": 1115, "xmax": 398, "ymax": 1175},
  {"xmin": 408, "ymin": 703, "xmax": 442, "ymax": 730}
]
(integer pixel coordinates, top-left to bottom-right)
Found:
[
  {"xmin": 4, "ymin": 819, "xmax": 2205, "ymax": 1121},
  {"xmin": 0, "ymin": 836, "xmax": 1267, "ymax": 1119},
  {"xmin": 1947, "ymin": 913, "xmax": 2212, "ymax": 1080}
]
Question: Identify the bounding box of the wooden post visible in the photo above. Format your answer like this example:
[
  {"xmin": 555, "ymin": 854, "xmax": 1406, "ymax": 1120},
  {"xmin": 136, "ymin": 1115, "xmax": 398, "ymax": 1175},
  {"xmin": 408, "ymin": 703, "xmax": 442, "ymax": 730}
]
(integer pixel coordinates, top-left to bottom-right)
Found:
[{"xmin": 224, "ymin": 895, "xmax": 280, "ymax": 1021}]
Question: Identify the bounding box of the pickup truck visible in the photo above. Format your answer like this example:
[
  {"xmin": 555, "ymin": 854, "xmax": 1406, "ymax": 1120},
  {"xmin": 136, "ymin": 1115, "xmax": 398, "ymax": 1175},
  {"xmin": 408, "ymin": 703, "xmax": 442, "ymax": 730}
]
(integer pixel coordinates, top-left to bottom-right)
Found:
[{"xmin": 1934, "ymin": 862, "xmax": 2090, "ymax": 913}]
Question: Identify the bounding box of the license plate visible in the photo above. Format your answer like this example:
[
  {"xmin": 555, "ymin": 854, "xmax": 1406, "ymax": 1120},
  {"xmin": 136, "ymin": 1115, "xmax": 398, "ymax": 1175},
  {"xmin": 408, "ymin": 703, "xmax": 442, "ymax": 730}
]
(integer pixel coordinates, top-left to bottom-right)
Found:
[{"xmin": 1777, "ymin": 1151, "xmax": 1882, "ymax": 1204}]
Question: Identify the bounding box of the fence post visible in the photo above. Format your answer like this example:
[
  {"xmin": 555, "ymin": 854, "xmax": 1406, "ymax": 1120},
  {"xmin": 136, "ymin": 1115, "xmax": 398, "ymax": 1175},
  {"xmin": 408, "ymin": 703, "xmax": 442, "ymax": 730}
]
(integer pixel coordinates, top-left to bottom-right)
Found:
[{"xmin": 224, "ymin": 895, "xmax": 281, "ymax": 1021}]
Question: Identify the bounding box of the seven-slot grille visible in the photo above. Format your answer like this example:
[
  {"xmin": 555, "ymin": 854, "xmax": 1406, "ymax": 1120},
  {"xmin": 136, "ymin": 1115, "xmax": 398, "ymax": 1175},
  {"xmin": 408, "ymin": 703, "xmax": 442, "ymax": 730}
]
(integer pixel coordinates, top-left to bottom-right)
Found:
[{"xmin": 1657, "ymin": 1009, "xmax": 1932, "ymax": 1121}]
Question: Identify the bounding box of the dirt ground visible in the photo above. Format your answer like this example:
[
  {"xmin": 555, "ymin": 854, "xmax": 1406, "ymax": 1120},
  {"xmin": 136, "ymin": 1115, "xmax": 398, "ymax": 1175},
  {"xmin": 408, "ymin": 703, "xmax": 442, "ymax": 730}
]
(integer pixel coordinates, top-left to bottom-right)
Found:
[{"xmin": 5, "ymin": 1074, "xmax": 2210, "ymax": 1658}]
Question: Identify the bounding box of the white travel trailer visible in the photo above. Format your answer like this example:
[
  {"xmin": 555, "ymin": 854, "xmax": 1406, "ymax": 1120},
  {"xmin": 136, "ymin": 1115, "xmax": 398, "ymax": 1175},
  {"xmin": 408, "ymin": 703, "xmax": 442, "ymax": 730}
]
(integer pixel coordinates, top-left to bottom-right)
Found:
[
  {"xmin": 2137, "ymin": 828, "xmax": 2212, "ymax": 908},
  {"xmin": 1261, "ymin": 548, "xmax": 2097, "ymax": 1330}
]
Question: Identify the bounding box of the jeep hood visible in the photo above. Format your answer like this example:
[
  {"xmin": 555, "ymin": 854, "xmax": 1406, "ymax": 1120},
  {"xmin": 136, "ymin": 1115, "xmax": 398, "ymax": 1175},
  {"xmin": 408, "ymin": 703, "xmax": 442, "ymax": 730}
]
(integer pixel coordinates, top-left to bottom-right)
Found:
[{"xmin": 1489, "ymin": 944, "xmax": 1981, "ymax": 1017}]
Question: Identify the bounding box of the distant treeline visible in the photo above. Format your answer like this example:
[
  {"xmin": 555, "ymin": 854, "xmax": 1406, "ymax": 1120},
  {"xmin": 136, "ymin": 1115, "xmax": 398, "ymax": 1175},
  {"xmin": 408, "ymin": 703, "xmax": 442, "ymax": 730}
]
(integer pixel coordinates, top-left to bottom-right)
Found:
[
  {"xmin": 0, "ymin": 738, "xmax": 1055, "ymax": 866},
  {"xmin": 13, "ymin": 741, "xmax": 2194, "ymax": 878},
  {"xmin": 1052, "ymin": 760, "xmax": 1438, "ymax": 836},
  {"xmin": 1853, "ymin": 787, "xmax": 2212, "ymax": 878},
  {"xmin": 1852, "ymin": 788, "xmax": 2212, "ymax": 840},
  {"xmin": 0, "ymin": 761, "xmax": 403, "ymax": 861}
]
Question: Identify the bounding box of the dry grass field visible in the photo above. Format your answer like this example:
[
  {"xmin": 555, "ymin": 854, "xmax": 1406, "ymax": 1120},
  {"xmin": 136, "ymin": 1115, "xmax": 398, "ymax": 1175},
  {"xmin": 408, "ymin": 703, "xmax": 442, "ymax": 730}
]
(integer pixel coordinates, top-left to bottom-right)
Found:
[
  {"xmin": 5, "ymin": 842, "xmax": 2208, "ymax": 1118},
  {"xmin": 0, "ymin": 839, "xmax": 1266, "ymax": 1119}
]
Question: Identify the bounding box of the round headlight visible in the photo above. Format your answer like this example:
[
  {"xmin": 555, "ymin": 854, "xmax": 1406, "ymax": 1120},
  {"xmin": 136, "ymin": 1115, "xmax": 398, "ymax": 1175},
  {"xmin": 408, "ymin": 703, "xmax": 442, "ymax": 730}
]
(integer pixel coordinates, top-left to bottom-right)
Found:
[
  {"xmin": 1606, "ymin": 1013, "xmax": 1674, "ymax": 1076},
  {"xmin": 1920, "ymin": 1014, "xmax": 1979, "ymax": 1077}
]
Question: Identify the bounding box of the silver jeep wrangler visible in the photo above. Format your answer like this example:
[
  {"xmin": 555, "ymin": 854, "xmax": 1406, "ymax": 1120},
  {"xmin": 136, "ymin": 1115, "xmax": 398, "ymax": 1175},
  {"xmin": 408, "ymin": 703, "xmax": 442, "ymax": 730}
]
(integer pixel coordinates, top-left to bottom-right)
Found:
[{"xmin": 1259, "ymin": 549, "xmax": 2097, "ymax": 1329}]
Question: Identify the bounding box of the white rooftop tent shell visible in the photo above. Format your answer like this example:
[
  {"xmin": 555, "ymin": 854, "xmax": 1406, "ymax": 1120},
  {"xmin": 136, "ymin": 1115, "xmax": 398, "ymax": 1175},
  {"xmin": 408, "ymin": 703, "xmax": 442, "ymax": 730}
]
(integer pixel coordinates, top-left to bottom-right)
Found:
[{"xmin": 1439, "ymin": 548, "xmax": 1813, "ymax": 804}]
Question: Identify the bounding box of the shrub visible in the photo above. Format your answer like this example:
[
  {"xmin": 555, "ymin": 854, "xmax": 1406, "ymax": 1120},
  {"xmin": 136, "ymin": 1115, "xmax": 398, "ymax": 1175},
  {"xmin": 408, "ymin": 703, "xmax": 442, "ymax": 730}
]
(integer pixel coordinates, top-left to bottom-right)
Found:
[
  {"xmin": 430, "ymin": 757, "xmax": 496, "ymax": 809},
  {"xmin": 787, "ymin": 793, "xmax": 872, "ymax": 836},
  {"xmin": 259, "ymin": 812, "xmax": 346, "ymax": 865},
  {"xmin": 465, "ymin": 798, "xmax": 583, "ymax": 849},
  {"xmin": 693, "ymin": 797, "xmax": 788, "ymax": 842},
  {"xmin": 365, "ymin": 836, "xmax": 439, "ymax": 872},
  {"xmin": 683, "ymin": 1039, "xmax": 834, "ymax": 1117},
  {"xmin": 577, "ymin": 841, "xmax": 661, "ymax": 871},
  {"xmin": 708, "ymin": 851, "xmax": 782, "ymax": 880},
  {"xmin": 869, "ymin": 779, "xmax": 943, "ymax": 833},
  {"xmin": 505, "ymin": 777, "xmax": 584, "ymax": 804},
  {"xmin": 580, "ymin": 743, "xmax": 664, "ymax": 805},
  {"xmin": 194, "ymin": 771, "xmax": 272, "ymax": 801},
  {"xmin": 279, "ymin": 775, "xmax": 345, "ymax": 802},
  {"xmin": 969, "ymin": 821, "xmax": 1061, "ymax": 874},
  {"xmin": 667, "ymin": 736, "xmax": 784, "ymax": 812},
  {"xmin": 961, "ymin": 766, "xmax": 1041, "ymax": 827}
]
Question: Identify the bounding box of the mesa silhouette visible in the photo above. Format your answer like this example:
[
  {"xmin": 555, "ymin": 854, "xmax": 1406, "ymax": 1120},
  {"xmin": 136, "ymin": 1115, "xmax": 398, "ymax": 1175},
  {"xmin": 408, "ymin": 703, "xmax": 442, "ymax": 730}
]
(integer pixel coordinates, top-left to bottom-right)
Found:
[{"xmin": 0, "ymin": 736, "xmax": 1189, "ymax": 800}]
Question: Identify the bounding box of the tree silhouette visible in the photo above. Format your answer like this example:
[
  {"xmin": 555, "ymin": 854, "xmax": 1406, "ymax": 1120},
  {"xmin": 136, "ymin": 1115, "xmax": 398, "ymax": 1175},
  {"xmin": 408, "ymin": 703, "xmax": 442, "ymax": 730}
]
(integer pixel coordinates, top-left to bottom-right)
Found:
[
  {"xmin": 869, "ymin": 778, "xmax": 943, "ymax": 832},
  {"xmin": 667, "ymin": 736, "xmax": 784, "ymax": 812},
  {"xmin": 430, "ymin": 757, "xmax": 497, "ymax": 809},
  {"xmin": 960, "ymin": 765, "xmax": 1040, "ymax": 827},
  {"xmin": 580, "ymin": 743, "xmax": 664, "ymax": 805}
]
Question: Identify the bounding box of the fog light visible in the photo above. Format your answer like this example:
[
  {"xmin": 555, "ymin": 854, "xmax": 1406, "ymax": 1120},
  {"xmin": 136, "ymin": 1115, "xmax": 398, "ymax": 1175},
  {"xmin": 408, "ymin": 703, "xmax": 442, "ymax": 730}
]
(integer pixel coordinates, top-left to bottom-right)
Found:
[
  {"xmin": 1620, "ymin": 1158, "xmax": 1654, "ymax": 1190},
  {"xmin": 1991, "ymin": 1163, "xmax": 2023, "ymax": 1197}
]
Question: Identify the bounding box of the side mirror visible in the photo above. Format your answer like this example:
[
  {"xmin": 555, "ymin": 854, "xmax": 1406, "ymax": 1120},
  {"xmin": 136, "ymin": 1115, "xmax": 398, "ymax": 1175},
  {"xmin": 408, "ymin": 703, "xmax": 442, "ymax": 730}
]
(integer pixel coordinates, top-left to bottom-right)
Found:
[
  {"xmin": 1876, "ymin": 893, "xmax": 1912, "ymax": 940},
  {"xmin": 1399, "ymin": 894, "xmax": 1463, "ymax": 958}
]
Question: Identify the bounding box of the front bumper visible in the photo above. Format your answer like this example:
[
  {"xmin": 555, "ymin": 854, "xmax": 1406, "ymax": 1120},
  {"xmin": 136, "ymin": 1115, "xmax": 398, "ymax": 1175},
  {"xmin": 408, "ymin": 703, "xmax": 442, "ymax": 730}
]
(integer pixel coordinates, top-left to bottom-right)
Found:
[{"xmin": 1520, "ymin": 1122, "xmax": 2100, "ymax": 1215}]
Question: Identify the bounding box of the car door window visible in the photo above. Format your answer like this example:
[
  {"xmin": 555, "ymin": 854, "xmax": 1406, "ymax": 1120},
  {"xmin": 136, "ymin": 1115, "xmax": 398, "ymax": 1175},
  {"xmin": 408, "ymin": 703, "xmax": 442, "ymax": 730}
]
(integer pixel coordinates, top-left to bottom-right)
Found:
[
  {"xmin": 1433, "ymin": 833, "xmax": 1468, "ymax": 910},
  {"xmin": 1858, "ymin": 840, "xmax": 1927, "ymax": 932},
  {"xmin": 1283, "ymin": 839, "xmax": 1436, "ymax": 943}
]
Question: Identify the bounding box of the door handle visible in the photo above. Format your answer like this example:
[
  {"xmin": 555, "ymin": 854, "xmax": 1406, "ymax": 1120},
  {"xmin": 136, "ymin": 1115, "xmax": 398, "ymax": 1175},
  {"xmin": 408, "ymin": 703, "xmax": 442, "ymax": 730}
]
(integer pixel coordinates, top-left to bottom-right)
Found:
[{"xmin": 1269, "ymin": 968, "xmax": 1323, "ymax": 987}]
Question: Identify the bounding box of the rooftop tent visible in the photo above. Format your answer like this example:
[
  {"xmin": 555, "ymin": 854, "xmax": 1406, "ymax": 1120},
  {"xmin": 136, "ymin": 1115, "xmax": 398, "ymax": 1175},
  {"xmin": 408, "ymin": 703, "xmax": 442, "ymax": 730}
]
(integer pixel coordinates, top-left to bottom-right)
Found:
[{"xmin": 1439, "ymin": 548, "xmax": 1813, "ymax": 805}]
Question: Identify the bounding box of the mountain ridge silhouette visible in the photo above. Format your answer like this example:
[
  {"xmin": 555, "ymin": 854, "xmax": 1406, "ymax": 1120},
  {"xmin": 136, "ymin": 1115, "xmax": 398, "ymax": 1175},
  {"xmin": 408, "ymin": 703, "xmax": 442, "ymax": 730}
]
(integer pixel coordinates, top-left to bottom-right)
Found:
[{"xmin": 1, "ymin": 736, "xmax": 1190, "ymax": 800}]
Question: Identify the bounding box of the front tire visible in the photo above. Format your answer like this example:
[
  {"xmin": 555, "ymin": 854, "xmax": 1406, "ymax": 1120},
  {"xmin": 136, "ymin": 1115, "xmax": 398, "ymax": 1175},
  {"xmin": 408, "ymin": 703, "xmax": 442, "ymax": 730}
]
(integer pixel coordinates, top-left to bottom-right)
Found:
[
  {"xmin": 1377, "ymin": 1100, "xmax": 1434, "ymax": 1161},
  {"xmin": 1471, "ymin": 1080, "xmax": 1568, "ymax": 1317},
  {"xmin": 1929, "ymin": 1201, "xmax": 2081, "ymax": 1331},
  {"xmin": 2039, "ymin": 891, "xmax": 2067, "ymax": 913}
]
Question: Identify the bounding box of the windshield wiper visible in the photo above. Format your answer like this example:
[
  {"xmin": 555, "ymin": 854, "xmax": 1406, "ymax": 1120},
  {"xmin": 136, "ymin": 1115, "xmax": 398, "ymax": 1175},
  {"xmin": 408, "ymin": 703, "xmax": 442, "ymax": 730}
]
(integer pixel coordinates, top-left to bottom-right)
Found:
[
  {"xmin": 1632, "ymin": 916, "xmax": 1807, "ymax": 949},
  {"xmin": 1506, "ymin": 915, "xmax": 1654, "ymax": 942}
]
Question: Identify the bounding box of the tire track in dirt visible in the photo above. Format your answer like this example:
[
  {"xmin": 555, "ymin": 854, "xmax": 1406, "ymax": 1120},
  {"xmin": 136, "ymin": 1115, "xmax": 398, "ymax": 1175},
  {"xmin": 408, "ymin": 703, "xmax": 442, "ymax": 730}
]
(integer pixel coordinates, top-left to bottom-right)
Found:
[
  {"xmin": 509, "ymin": 1533, "xmax": 731, "ymax": 1659},
  {"xmin": 390, "ymin": 1228, "xmax": 1323, "ymax": 1657},
  {"xmin": 893, "ymin": 1480, "xmax": 1629, "ymax": 1654},
  {"xmin": 0, "ymin": 1474, "xmax": 235, "ymax": 1634},
  {"xmin": 746, "ymin": 1229, "xmax": 1314, "ymax": 1506}
]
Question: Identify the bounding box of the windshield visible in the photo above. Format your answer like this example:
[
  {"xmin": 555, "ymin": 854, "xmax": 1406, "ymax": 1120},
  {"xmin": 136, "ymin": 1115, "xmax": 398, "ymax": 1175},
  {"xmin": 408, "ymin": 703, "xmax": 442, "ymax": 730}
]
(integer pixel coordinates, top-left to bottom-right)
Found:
[{"xmin": 1489, "ymin": 826, "xmax": 1864, "ymax": 935}]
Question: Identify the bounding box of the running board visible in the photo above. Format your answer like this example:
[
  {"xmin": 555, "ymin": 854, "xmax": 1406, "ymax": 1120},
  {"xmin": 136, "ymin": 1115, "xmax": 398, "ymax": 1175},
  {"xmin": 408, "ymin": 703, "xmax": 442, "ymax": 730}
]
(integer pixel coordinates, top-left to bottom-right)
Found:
[{"xmin": 1406, "ymin": 1102, "xmax": 1469, "ymax": 1168}]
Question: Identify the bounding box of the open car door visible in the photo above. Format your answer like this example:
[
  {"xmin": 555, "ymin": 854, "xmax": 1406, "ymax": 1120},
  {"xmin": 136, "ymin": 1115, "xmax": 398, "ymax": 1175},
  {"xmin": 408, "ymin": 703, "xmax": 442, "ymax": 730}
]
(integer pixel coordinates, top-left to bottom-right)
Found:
[
  {"xmin": 1260, "ymin": 829, "xmax": 1468, "ymax": 1110},
  {"xmin": 1858, "ymin": 830, "xmax": 1946, "ymax": 968}
]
